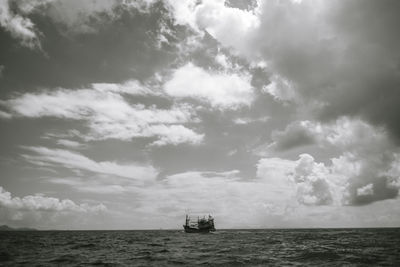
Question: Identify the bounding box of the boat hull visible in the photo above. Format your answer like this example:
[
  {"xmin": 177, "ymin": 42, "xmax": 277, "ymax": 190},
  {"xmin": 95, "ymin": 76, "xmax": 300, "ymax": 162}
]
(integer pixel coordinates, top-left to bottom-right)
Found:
[{"xmin": 183, "ymin": 225, "xmax": 215, "ymax": 233}]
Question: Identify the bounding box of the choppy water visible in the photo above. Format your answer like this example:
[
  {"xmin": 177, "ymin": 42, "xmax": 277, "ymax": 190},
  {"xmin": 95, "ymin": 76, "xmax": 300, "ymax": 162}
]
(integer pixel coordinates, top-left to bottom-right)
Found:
[{"xmin": 1, "ymin": 228, "xmax": 399, "ymax": 266}]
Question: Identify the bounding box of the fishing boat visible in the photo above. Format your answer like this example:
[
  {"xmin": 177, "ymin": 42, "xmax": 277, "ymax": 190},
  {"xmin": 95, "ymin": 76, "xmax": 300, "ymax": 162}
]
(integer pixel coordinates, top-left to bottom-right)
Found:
[{"xmin": 183, "ymin": 214, "xmax": 216, "ymax": 233}]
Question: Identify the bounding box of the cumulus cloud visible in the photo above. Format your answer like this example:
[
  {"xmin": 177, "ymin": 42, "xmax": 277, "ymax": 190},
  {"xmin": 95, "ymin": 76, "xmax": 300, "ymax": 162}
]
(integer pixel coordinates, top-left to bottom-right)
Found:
[
  {"xmin": 0, "ymin": 186, "xmax": 105, "ymax": 212},
  {"xmin": 0, "ymin": 186, "xmax": 106, "ymax": 228},
  {"xmin": 257, "ymin": 154, "xmax": 344, "ymax": 206},
  {"xmin": 257, "ymin": 117, "xmax": 400, "ymax": 205},
  {"xmin": 293, "ymin": 154, "xmax": 336, "ymax": 205},
  {"xmin": 258, "ymin": 151, "xmax": 400, "ymax": 207},
  {"xmin": 164, "ymin": 63, "xmax": 254, "ymax": 110},
  {"xmin": 22, "ymin": 146, "xmax": 158, "ymax": 181},
  {"xmin": 2, "ymin": 83, "xmax": 203, "ymax": 146},
  {"xmin": 165, "ymin": 0, "xmax": 259, "ymax": 55}
]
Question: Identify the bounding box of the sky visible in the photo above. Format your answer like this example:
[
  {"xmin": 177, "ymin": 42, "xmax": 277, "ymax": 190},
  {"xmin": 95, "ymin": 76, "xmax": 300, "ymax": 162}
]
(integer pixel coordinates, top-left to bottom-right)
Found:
[{"xmin": 0, "ymin": 0, "xmax": 400, "ymax": 230}]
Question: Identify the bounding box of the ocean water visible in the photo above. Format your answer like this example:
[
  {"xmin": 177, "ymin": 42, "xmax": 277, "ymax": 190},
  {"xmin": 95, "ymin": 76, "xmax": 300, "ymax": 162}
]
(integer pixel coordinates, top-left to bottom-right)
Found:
[{"xmin": 1, "ymin": 228, "xmax": 399, "ymax": 266}]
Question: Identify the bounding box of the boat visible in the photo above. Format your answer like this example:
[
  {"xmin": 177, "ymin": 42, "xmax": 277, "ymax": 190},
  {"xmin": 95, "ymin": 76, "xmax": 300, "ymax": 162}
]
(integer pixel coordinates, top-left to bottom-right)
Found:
[{"xmin": 183, "ymin": 214, "xmax": 216, "ymax": 233}]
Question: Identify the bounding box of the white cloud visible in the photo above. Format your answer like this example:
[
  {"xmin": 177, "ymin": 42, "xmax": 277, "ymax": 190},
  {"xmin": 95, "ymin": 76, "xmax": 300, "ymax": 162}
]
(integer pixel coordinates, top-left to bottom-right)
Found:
[
  {"xmin": 215, "ymin": 53, "xmax": 232, "ymax": 69},
  {"xmin": 56, "ymin": 139, "xmax": 86, "ymax": 149},
  {"xmin": 149, "ymin": 124, "xmax": 204, "ymax": 146},
  {"xmin": 50, "ymin": 178, "xmax": 128, "ymax": 194},
  {"xmin": 0, "ymin": 186, "xmax": 106, "ymax": 228},
  {"xmin": 233, "ymin": 116, "xmax": 269, "ymax": 125},
  {"xmin": 164, "ymin": 63, "xmax": 254, "ymax": 110},
  {"xmin": 22, "ymin": 146, "xmax": 158, "ymax": 181},
  {"xmin": 194, "ymin": 0, "xmax": 260, "ymax": 54},
  {"xmin": 2, "ymin": 83, "xmax": 203, "ymax": 146},
  {"xmin": 165, "ymin": 0, "xmax": 259, "ymax": 55},
  {"xmin": 257, "ymin": 117, "xmax": 400, "ymax": 205},
  {"xmin": 164, "ymin": 0, "xmax": 198, "ymax": 28},
  {"xmin": 262, "ymin": 74, "xmax": 297, "ymax": 103},
  {"xmin": 91, "ymin": 80, "xmax": 157, "ymax": 95},
  {"xmin": 0, "ymin": 186, "xmax": 105, "ymax": 213},
  {"xmin": 357, "ymin": 184, "xmax": 373, "ymax": 197},
  {"xmin": 257, "ymin": 154, "xmax": 345, "ymax": 206},
  {"xmin": 0, "ymin": 0, "xmax": 41, "ymax": 48}
]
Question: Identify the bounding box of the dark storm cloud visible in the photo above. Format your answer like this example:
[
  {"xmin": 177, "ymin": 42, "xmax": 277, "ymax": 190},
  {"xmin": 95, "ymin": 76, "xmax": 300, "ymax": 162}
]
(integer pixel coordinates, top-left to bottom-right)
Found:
[
  {"xmin": 350, "ymin": 177, "xmax": 399, "ymax": 206},
  {"xmin": 258, "ymin": 0, "xmax": 400, "ymax": 142},
  {"xmin": 270, "ymin": 121, "xmax": 316, "ymax": 151}
]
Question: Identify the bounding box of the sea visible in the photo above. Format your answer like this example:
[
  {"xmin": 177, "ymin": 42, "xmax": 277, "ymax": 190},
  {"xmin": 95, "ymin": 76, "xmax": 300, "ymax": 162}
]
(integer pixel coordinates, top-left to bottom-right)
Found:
[{"xmin": 1, "ymin": 228, "xmax": 399, "ymax": 266}]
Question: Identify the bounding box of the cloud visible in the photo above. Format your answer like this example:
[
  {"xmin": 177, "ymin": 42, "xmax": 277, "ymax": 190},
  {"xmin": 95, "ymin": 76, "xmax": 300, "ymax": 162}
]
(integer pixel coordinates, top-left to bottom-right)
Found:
[
  {"xmin": 2, "ymin": 83, "xmax": 203, "ymax": 146},
  {"xmin": 0, "ymin": 0, "xmax": 161, "ymax": 48},
  {"xmin": 263, "ymin": 117, "xmax": 390, "ymax": 153},
  {"xmin": 0, "ymin": 186, "xmax": 106, "ymax": 228},
  {"xmin": 262, "ymin": 74, "xmax": 298, "ymax": 103},
  {"xmin": 0, "ymin": 110, "xmax": 12, "ymax": 119},
  {"xmin": 149, "ymin": 124, "xmax": 204, "ymax": 146},
  {"xmin": 56, "ymin": 139, "xmax": 86, "ymax": 149},
  {"xmin": 0, "ymin": 0, "xmax": 42, "ymax": 48},
  {"xmin": 110, "ymin": 166, "xmax": 400, "ymax": 228},
  {"xmin": 22, "ymin": 146, "xmax": 158, "ymax": 181},
  {"xmin": 164, "ymin": 63, "xmax": 254, "ymax": 110},
  {"xmin": 165, "ymin": 0, "xmax": 259, "ymax": 54},
  {"xmin": 186, "ymin": 0, "xmax": 400, "ymax": 144},
  {"xmin": 257, "ymin": 154, "xmax": 342, "ymax": 206},
  {"xmin": 233, "ymin": 116, "xmax": 269, "ymax": 125},
  {"xmin": 292, "ymin": 154, "xmax": 336, "ymax": 205},
  {"xmin": 49, "ymin": 177, "xmax": 129, "ymax": 195},
  {"xmin": 257, "ymin": 117, "xmax": 400, "ymax": 205},
  {"xmin": 91, "ymin": 80, "xmax": 157, "ymax": 95},
  {"xmin": 131, "ymin": 169, "xmax": 297, "ymax": 228},
  {"xmin": 268, "ymin": 121, "xmax": 316, "ymax": 151},
  {"xmin": 0, "ymin": 186, "xmax": 105, "ymax": 212},
  {"xmin": 357, "ymin": 184, "xmax": 373, "ymax": 197},
  {"xmin": 44, "ymin": 0, "xmax": 118, "ymax": 34}
]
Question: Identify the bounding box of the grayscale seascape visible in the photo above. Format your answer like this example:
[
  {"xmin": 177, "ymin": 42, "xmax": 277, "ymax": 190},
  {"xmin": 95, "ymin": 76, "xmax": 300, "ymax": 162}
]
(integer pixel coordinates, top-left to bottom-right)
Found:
[
  {"xmin": 1, "ymin": 0, "xmax": 400, "ymax": 266},
  {"xmin": 1, "ymin": 229, "xmax": 400, "ymax": 266}
]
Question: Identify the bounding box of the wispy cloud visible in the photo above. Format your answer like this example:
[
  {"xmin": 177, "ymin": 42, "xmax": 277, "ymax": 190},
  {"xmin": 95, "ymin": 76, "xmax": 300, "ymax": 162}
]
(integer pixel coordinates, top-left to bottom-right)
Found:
[
  {"xmin": 22, "ymin": 146, "xmax": 158, "ymax": 181},
  {"xmin": 56, "ymin": 139, "xmax": 87, "ymax": 149}
]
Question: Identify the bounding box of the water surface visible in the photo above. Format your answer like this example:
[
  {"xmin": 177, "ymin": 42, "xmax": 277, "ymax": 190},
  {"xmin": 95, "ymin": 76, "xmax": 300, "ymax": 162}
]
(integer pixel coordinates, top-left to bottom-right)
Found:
[{"xmin": 1, "ymin": 228, "xmax": 399, "ymax": 266}]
